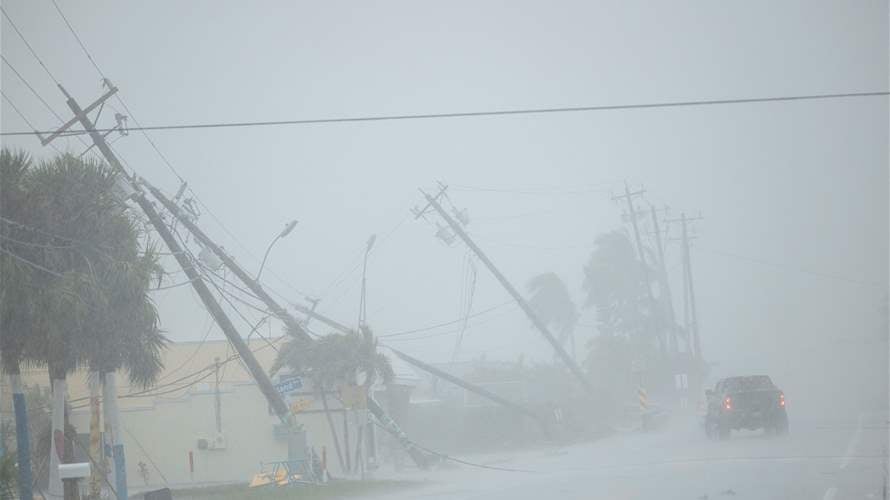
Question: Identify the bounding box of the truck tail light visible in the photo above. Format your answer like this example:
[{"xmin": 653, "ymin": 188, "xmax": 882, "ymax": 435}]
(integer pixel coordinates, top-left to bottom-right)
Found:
[
  {"xmin": 723, "ymin": 396, "xmax": 732, "ymax": 411},
  {"xmin": 779, "ymin": 392, "xmax": 785, "ymax": 408}
]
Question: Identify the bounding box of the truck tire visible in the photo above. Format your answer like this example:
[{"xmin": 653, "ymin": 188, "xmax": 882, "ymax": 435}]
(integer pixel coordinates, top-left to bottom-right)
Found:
[
  {"xmin": 777, "ymin": 414, "xmax": 789, "ymax": 435},
  {"xmin": 718, "ymin": 422, "xmax": 730, "ymax": 440}
]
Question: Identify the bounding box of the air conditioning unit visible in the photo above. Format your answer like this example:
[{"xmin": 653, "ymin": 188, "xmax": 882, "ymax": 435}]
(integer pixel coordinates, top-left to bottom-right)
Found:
[
  {"xmin": 197, "ymin": 433, "xmax": 227, "ymax": 451},
  {"xmin": 209, "ymin": 433, "xmax": 227, "ymax": 450}
]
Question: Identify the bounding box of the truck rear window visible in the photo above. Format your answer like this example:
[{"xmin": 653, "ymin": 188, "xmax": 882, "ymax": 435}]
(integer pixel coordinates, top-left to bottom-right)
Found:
[{"xmin": 724, "ymin": 376, "xmax": 774, "ymax": 391}]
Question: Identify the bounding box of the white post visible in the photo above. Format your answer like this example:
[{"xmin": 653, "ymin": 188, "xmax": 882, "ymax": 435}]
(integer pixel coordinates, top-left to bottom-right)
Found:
[
  {"xmin": 103, "ymin": 372, "xmax": 128, "ymax": 499},
  {"xmin": 48, "ymin": 378, "xmax": 66, "ymax": 498},
  {"xmin": 102, "ymin": 373, "xmax": 116, "ymax": 492},
  {"xmin": 88, "ymin": 371, "xmax": 104, "ymax": 498}
]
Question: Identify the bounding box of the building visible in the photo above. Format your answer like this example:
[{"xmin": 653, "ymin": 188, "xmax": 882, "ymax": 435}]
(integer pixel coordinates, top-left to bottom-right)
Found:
[{"xmin": 1, "ymin": 336, "xmax": 418, "ymax": 492}]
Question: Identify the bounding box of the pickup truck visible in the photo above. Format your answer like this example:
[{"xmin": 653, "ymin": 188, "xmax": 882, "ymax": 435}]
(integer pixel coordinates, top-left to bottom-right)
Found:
[{"xmin": 704, "ymin": 375, "xmax": 788, "ymax": 439}]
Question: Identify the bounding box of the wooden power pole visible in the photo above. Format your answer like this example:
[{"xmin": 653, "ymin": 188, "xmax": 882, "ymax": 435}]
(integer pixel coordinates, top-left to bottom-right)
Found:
[
  {"xmin": 46, "ymin": 84, "xmax": 295, "ymax": 426},
  {"xmin": 666, "ymin": 212, "xmax": 703, "ymax": 360},
  {"xmin": 612, "ymin": 183, "xmax": 665, "ymax": 355},
  {"xmin": 417, "ymin": 187, "xmax": 595, "ymax": 396}
]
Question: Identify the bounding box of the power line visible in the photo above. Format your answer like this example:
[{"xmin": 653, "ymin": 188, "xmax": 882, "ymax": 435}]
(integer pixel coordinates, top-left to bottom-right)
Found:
[
  {"xmin": 3, "ymin": 91, "xmax": 886, "ymax": 138},
  {"xmin": 0, "ymin": 91, "xmax": 64, "ymax": 155},
  {"xmin": 379, "ymin": 300, "xmax": 514, "ymax": 338},
  {"xmin": 0, "ymin": 5, "xmax": 61, "ymax": 85},
  {"xmin": 50, "ymin": 0, "xmax": 105, "ymax": 79},
  {"xmin": 0, "ymin": 246, "xmax": 65, "ymax": 278},
  {"xmin": 50, "ymin": 0, "xmax": 189, "ymax": 186},
  {"xmin": 699, "ymin": 247, "xmax": 884, "ymax": 288},
  {"xmin": 0, "ymin": 54, "xmax": 66, "ymax": 123}
]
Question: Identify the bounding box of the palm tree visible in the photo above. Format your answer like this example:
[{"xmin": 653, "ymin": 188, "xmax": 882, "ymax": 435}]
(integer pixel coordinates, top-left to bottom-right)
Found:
[
  {"xmin": 527, "ymin": 272, "xmax": 579, "ymax": 356},
  {"xmin": 0, "ymin": 149, "xmax": 39, "ymax": 500},
  {"xmin": 582, "ymin": 231, "xmax": 654, "ymax": 341},
  {"xmin": 79, "ymin": 242, "xmax": 166, "ymax": 499},
  {"xmin": 1, "ymin": 151, "xmax": 166, "ymax": 497},
  {"xmin": 271, "ymin": 327, "xmax": 393, "ymax": 474}
]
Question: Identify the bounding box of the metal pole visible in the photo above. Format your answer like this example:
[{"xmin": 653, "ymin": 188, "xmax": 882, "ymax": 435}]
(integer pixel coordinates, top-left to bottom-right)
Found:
[{"xmin": 214, "ymin": 358, "xmax": 222, "ymax": 434}]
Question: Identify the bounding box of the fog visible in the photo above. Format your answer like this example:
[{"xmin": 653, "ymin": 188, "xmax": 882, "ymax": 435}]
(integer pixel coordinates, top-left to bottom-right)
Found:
[{"xmin": 1, "ymin": 1, "xmax": 887, "ymax": 499}]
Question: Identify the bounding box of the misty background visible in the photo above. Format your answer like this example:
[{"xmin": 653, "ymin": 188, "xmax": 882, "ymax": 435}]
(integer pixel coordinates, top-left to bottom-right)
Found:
[{"xmin": 2, "ymin": 0, "xmax": 887, "ymax": 417}]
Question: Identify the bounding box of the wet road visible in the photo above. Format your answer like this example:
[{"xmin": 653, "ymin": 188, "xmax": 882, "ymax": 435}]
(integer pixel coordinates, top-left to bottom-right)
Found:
[{"xmin": 369, "ymin": 410, "xmax": 888, "ymax": 500}]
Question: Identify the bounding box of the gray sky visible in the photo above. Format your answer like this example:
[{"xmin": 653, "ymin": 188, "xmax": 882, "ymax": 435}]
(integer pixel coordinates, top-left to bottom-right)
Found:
[{"xmin": 2, "ymin": 1, "xmax": 887, "ymax": 405}]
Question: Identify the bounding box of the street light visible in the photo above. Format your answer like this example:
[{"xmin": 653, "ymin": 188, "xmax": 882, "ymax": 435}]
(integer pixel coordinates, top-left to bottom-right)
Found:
[
  {"xmin": 357, "ymin": 234, "xmax": 376, "ymax": 330},
  {"xmin": 255, "ymin": 219, "xmax": 298, "ymax": 282}
]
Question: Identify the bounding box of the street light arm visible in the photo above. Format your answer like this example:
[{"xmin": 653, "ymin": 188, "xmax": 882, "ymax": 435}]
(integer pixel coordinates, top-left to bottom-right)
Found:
[{"xmin": 255, "ymin": 234, "xmax": 281, "ymax": 282}]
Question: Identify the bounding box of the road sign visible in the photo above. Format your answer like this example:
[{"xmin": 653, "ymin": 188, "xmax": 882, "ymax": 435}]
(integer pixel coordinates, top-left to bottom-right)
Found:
[
  {"xmin": 274, "ymin": 377, "xmax": 303, "ymax": 396},
  {"xmin": 290, "ymin": 398, "xmax": 312, "ymax": 414}
]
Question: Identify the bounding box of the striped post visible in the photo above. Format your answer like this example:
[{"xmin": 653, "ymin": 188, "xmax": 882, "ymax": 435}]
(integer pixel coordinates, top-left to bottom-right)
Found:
[{"xmin": 638, "ymin": 385, "xmax": 649, "ymax": 431}]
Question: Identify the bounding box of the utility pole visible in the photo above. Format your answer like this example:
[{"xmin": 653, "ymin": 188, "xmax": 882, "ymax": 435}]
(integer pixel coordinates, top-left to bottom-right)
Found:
[
  {"xmin": 666, "ymin": 213, "xmax": 703, "ymax": 360},
  {"xmin": 147, "ymin": 175, "xmax": 434, "ymax": 469},
  {"xmin": 417, "ymin": 186, "xmax": 595, "ymax": 396},
  {"xmin": 389, "ymin": 348, "xmax": 549, "ymax": 434},
  {"xmin": 650, "ymin": 206, "xmax": 679, "ymax": 355},
  {"xmin": 143, "ymin": 183, "xmax": 312, "ymax": 341},
  {"xmin": 612, "ymin": 183, "xmax": 665, "ymax": 355},
  {"xmin": 47, "ymin": 83, "xmax": 294, "ymax": 425}
]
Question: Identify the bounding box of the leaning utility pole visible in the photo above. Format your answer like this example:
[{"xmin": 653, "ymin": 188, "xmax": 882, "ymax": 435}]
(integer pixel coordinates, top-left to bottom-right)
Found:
[
  {"xmin": 417, "ymin": 186, "xmax": 595, "ymax": 396},
  {"xmin": 612, "ymin": 183, "xmax": 665, "ymax": 355},
  {"xmin": 666, "ymin": 213, "xmax": 703, "ymax": 360},
  {"xmin": 144, "ymin": 182, "xmax": 313, "ymax": 340},
  {"xmin": 389, "ymin": 348, "xmax": 549, "ymax": 434},
  {"xmin": 46, "ymin": 83, "xmax": 294, "ymax": 427},
  {"xmin": 147, "ymin": 179, "xmax": 434, "ymax": 469}
]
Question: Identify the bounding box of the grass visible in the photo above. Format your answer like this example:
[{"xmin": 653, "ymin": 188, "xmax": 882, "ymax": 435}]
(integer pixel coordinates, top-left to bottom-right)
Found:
[{"xmin": 173, "ymin": 479, "xmax": 423, "ymax": 500}]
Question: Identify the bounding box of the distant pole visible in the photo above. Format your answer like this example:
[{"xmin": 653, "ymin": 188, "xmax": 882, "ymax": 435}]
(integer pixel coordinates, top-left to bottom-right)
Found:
[
  {"xmin": 681, "ymin": 214, "xmax": 702, "ymax": 360},
  {"xmin": 214, "ymin": 358, "xmax": 222, "ymax": 434},
  {"xmin": 651, "ymin": 206, "xmax": 679, "ymax": 355},
  {"xmin": 418, "ymin": 188, "xmax": 594, "ymax": 396},
  {"xmin": 613, "ymin": 183, "xmax": 665, "ymax": 355},
  {"xmin": 666, "ymin": 212, "xmax": 703, "ymax": 360}
]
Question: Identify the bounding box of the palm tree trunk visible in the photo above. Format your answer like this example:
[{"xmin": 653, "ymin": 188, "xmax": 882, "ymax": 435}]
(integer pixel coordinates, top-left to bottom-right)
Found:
[
  {"xmin": 88, "ymin": 371, "xmax": 103, "ymax": 499},
  {"xmin": 9, "ymin": 365, "xmax": 34, "ymax": 500},
  {"xmin": 318, "ymin": 388, "xmax": 345, "ymax": 475},
  {"xmin": 102, "ymin": 372, "xmax": 127, "ymax": 500},
  {"xmin": 48, "ymin": 376, "xmax": 66, "ymax": 498}
]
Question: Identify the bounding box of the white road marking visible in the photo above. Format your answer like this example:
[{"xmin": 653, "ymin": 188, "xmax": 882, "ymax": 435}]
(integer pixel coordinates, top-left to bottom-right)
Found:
[
  {"xmin": 823, "ymin": 412, "xmax": 868, "ymax": 499},
  {"xmin": 840, "ymin": 413, "xmax": 865, "ymax": 470}
]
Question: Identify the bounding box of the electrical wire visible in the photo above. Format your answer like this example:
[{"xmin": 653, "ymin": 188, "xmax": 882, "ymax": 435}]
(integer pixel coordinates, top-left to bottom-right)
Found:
[
  {"xmin": 699, "ymin": 247, "xmax": 884, "ymax": 288},
  {"xmin": 49, "ymin": 0, "xmax": 104, "ymax": 80},
  {"xmin": 0, "ymin": 246, "xmax": 65, "ymax": 278},
  {"xmin": 0, "ymin": 54, "xmax": 66, "ymax": 123},
  {"xmin": 379, "ymin": 301, "xmax": 514, "ymax": 338},
  {"xmin": 371, "ymin": 421, "xmax": 536, "ymax": 473},
  {"xmin": 3, "ymin": 91, "xmax": 886, "ymax": 138},
  {"xmin": 0, "ymin": 91, "xmax": 64, "ymax": 155},
  {"xmin": 0, "ymin": 6, "xmax": 61, "ymax": 85}
]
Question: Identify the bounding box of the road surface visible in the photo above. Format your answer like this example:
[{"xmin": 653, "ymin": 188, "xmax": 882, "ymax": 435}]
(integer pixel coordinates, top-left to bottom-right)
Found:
[{"xmin": 369, "ymin": 410, "xmax": 888, "ymax": 500}]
